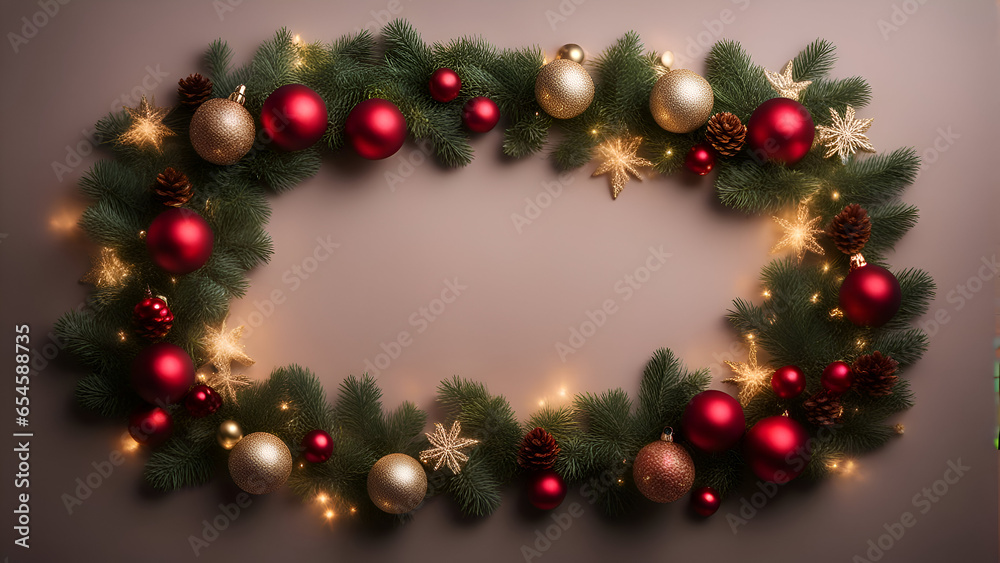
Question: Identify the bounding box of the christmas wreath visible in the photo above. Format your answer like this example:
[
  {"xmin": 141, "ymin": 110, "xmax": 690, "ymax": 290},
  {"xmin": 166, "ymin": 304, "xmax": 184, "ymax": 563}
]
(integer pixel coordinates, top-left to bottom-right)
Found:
[{"xmin": 56, "ymin": 21, "xmax": 933, "ymax": 523}]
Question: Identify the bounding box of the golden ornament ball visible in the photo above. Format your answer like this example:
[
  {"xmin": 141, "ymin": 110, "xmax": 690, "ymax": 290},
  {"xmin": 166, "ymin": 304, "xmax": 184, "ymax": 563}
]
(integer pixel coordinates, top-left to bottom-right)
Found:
[
  {"xmin": 535, "ymin": 59, "xmax": 594, "ymax": 120},
  {"xmin": 217, "ymin": 419, "xmax": 243, "ymax": 450},
  {"xmin": 189, "ymin": 85, "xmax": 255, "ymax": 165},
  {"xmin": 632, "ymin": 431, "xmax": 695, "ymax": 503},
  {"xmin": 649, "ymin": 69, "xmax": 715, "ymax": 133},
  {"xmin": 367, "ymin": 453, "xmax": 428, "ymax": 514},
  {"xmin": 556, "ymin": 43, "xmax": 585, "ymax": 64},
  {"xmin": 659, "ymin": 50, "xmax": 675, "ymax": 70},
  {"xmin": 228, "ymin": 432, "xmax": 292, "ymax": 494}
]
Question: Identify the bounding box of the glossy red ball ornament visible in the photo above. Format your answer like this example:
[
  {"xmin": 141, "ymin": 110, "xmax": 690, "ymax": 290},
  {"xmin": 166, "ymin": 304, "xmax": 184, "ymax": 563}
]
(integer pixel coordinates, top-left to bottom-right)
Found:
[
  {"xmin": 771, "ymin": 365, "xmax": 806, "ymax": 400},
  {"xmin": 184, "ymin": 384, "xmax": 222, "ymax": 418},
  {"xmin": 146, "ymin": 208, "xmax": 214, "ymax": 274},
  {"xmin": 128, "ymin": 405, "xmax": 173, "ymax": 447},
  {"xmin": 744, "ymin": 416, "xmax": 810, "ymax": 483},
  {"xmin": 691, "ymin": 486, "xmax": 721, "ymax": 517},
  {"xmin": 462, "ymin": 96, "xmax": 500, "ymax": 133},
  {"xmin": 684, "ymin": 143, "xmax": 716, "ymax": 175},
  {"xmin": 839, "ymin": 264, "xmax": 902, "ymax": 327},
  {"xmin": 131, "ymin": 342, "xmax": 196, "ymax": 405},
  {"xmin": 132, "ymin": 294, "xmax": 173, "ymax": 340},
  {"xmin": 527, "ymin": 470, "xmax": 567, "ymax": 510},
  {"xmin": 301, "ymin": 429, "xmax": 335, "ymax": 463},
  {"xmin": 344, "ymin": 98, "xmax": 407, "ymax": 160},
  {"xmin": 745, "ymin": 98, "xmax": 815, "ymax": 165},
  {"xmin": 681, "ymin": 390, "xmax": 746, "ymax": 453},
  {"xmin": 428, "ymin": 68, "xmax": 462, "ymax": 102},
  {"xmin": 260, "ymin": 84, "xmax": 328, "ymax": 152},
  {"xmin": 821, "ymin": 361, "xmax": 854, "ymax": 394}
]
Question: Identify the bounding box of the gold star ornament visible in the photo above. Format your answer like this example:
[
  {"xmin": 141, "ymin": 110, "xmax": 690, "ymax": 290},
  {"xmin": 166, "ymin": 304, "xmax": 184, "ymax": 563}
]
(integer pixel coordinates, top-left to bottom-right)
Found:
[
  {"xmin": 119, "ymin": 95, "xmax": 175, "ymax": 151},
  {"xmin": 723, "ymin": 336, "xmax": 772, "ymax": 405},
  {"xmin": 764, "ymin": 60, "xmax": 812, "ymax": 101},
  {"xmin": 80, "ymin": 247, "xmax": 132, "ymax": 288},
  {"xmin": 419, "ymin": 421, "xmax": 480, "ymax": 474},
  {"xmin": 771, "ymin": 202, "xmax": 826, "ymax": 263},
  {"xmin": 815, "ymin": 105, "xmax": 875, "ymax": 161},
  {"xmin": 201, "ymin": 320, "xmax": 255, "ymax": 403},
  {"xmin": 592, "ymin": 136, "xmax": 652, "ymax": 199}
]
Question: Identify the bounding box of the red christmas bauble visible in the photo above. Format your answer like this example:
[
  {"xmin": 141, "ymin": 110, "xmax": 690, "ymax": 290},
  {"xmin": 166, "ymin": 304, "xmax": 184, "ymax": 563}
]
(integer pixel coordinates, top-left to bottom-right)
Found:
[
  {"xmin": 146, "ymin": 208, "xmax": 214, "ymax": 274},
  {"xmin": 744, "ymin": 416, "xmax": 810, "ymax": 483},
  {"xmin": 684, "ymin": 143, "xmax": 716, "ymax": 175},
  {"xmin": 261, "ymin": 83, "xmax": 328, "ymax": 152},
  {"xmin": 462, "ymin": 96, "xmax": 500, "ymax": 133},
  {"xmin": 301, "ymin": 429, "xmax": 335, "ymax": 463},
  {"xmin": 344, "ymin": 98, "xmax": 407, "ymax": 160},
  {"xmin": 132, "ymin": 295, "xmax": 173, "ymax": 340},
  {"xmin": 184, "ymin": 384, "xmax": 222, "ymax": 418},
  {"xmin": 838, "ymin": 264, "xmax": 902, "ymax": 327},
  {"xmin": 681, "ymin": 390, "xmax": 745, "ymax": 453},
  {"xmin": 527, "ymin": 470, "xmax": 567, "ymax": 510},
  {"xmin": 771, "ymin": 365, "xmax": 806, "ymax": 400},
  {"xmin": 131, "ymin": 342, "xmax": 196, "ymax": 405},
  {"xmin": 821, "ymin": 361, "xmax": 854, "ymax": 394},
  {"xmin": 745, "ymin": 98, "xmax": 815, "ymax": 165},
  {"xmin": 691, "ymin": 486, "xmax": 721, "ymax": 517},
  {"xmin": 128, "ymin": 405, "xmax": 173, "ymax": 447},
  {"xmin": 428, "ymin": 68, "xmax": 462, "ymax": 102}
]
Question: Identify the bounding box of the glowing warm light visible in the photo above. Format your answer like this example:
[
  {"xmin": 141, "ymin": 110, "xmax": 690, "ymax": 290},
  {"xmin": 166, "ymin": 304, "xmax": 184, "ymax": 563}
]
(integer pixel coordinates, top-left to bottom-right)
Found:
[
  {"xmin": 324, "ymin": 509, "xmax": 335, "ymax": 520},
  {"xmin": 121, "ymin": 433, "xmax": 140, "ymax": 453},
  {"xmin": 829, "ymin": 308, "xmax": 844, "ymax": 318},
  {"xmin": 49, "ymin": 207, "xmax": 82, "ymax": 232},
  {"xmin": 170, "ymin": 277, "xmax": 177, "ymax": 284},
  {"xmin": 349, "ymin": 507, "xmax": 357, "ymax": 515},
  {"xmin": 558, "ymin": 387, "xmax": 567, "ymax": 397},
  {"xmin": 616, "ymin": 478, "xmax": 625, "ymax": 486},
  {"xmin": 316, "ymin": 494, "xmax": 328, "ymax": 503},
  {"xmin": 119, "ymin": 95, "xmax": 175, "ymax": 151},
  {"xmin": 281, "ymin": 402, "xmax": 289, "ymax": 411},
  {"xmin": 538, "ymin": 400, "xmax": 546, "ymax": 407},
  {"xmin": 831, "ymin": 191, "xmax": 840, "ymax": 201},
  {"xmin": 590, "ymin": 129, "xmax": 598, "ymax": 135},
  {"xmin": 293, "ymin": 34, "xmax": 302, "ymax": 44},
  {"xmin": 80, "ymin": 247, "xmax": 132, "ymax": 288},
  {"xmin": 771, "ymin": 202, "xmax": 825, "ymax": 263},
  {"xmin": 822, "ymin": 263, "xmax": 830, "ymax": 273},
  {"xmin": 810, "ymin": 293, "xmax": 820, "ymax": 303},
  {"xmin": 664, "ymin": 148, "xmax": 673, "ymax": 157},
  {"xmin": 118, "ymin": 330, "xmax": 127, "ymax": 342},
  {"xmin": 856, "ymin": 339, "xmax": 866, "ymax": 349},
  {"xmin": 724, "ymin": 335, "xmax": 771, "ymax": 405},
  {"xmin": 762, "ymin": 289, "xmax": 771, "ymax": 299}
]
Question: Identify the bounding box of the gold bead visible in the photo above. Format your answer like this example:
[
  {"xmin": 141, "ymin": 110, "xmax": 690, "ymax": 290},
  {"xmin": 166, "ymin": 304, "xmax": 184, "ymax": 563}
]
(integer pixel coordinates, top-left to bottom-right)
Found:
[
  {"xmin": 227, "ymin": 432, "xmax": 292, "ymax": 494},
  {"xmin": 659, "ymin": 50, "xmax": 675, "ymax": 69},
  {"xmin": 217, "ymin": 419, "xmax": 243, "ymax": 450},
  {"xmin": 649, "ymin": 69, "xmax": 715, "ymax": 133},
  {"xmin": 535, "ymin": 59, "xmax": 594, "ymax": 120},
  {"xmin": 189, "ymin": 85, "xmax": 255, "ymax": 165},
  {"xmin": 367, "ymin": 453, "xmax": 427, "ymax": 514},
  {"xmin": 556, "ymin": 43, "xmax": 585, "ymax": 64}
]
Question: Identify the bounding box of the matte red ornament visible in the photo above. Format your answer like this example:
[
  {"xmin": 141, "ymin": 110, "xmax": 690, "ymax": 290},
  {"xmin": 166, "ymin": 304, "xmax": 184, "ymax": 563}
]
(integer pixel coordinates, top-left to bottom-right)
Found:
[
  {"xmin": 744, "ymin": 416, "xmax": 810, "ymax": 483},
  {"xmin": 146, "ymin": 208, "xmax": 213, "ymax": 274},
  {"xmin": 131, "ymin": 342, "xmax": 196, "ymax": 405},
  {"xmin": 184, "ymin": 384, "xmax": 222, "ymax": 418},
  {"xmin": 344, "ymin": 98, "xmax": 407, "ymax": 160},
  {"xmin": 691, "ymin": 486, "xmax": 721, "ymax": 517},
  {"xmin": 684, "ymin": 143, "xmax": 716, "ymax": 175},
  {"xmin": 745, "ymin": 98, "xmax": 815, "ymax": 165},
  {"xmin": 128, "ymin": 405, "xmax": 173, "ymax": 447},
  {"xmin": 681, "ymin": 390, "xmax": 745, "ymax": 453},
  {"xmin": 132, "ymin": 293, "xmax": 174, "ymax": 340},
  {"xmin": 526, "ymin": 470, "xmax": 567, "ymax": 510},
  {"xmin": 821, "ymin": 361, "xmax": 854, "ymax": 395},
  {"xmin": 838, "ymin": 264, "xmax": 902, "ymax": 327},
  {"xmin": 462, "ymin": 96, "xmax": 500, "ymax": 133},
  {"xmin": 771, "ymin": 365, "xmax": 806, "ymax": 400},
  {"xmin": 428, "ymin": 68, "xmax": 462, "ymax": 102},
  {"xmin": 260, "ymin": 83, "xmax": 328, "ymax": 152},
  {"xmin": 301, "ymin": 429, "xmax": 335, "ymax": 463}
]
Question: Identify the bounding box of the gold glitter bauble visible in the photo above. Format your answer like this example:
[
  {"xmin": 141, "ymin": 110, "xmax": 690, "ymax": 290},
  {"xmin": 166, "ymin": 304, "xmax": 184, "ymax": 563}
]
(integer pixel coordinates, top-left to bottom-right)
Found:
[
  {"xmin": 189, "ymin": 85, "xmax": 255, "ymax": 165},
  {"xmin": 227, "ymin": 432, "xmax": 292, "ymax": 494},
  {"xmin": 556, "ymin": 43, "xmax": 585, "ymax": 64},
  {"xmin": 367, "ymin": 453, "xmax": 428, "ymax": 514},
  {"xmin": 217, "ymin": 419, "xmax": 244, "ymax": 450},
  {"xmin": 649, "ymin": 69, "xmax": 714, "ymax": 133},
  {"xmin": 535, "ymin": 59, "xmax": 594, "ymax": 120},
  {"xmin": 632, "ymin": 432, "xmax": 695, "ymax": 503}
]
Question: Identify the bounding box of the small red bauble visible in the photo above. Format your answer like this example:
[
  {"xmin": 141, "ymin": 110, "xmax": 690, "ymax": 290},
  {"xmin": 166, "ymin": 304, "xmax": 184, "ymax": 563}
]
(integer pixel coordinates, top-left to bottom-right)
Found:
[
  {"xmin": 131, "ymin": 342, "xmax": 196, "ymax": 405},
  {"xmin": 838, "ymin": 264, "xmax": 902, "ymax": 327},
  {"xmin": 684, "ymin": 143, "xmax": 716, "ymax": 175},
  {"xmin": 132, "ymin": 295, "xmax": 173, "ymax": 340},
  {"xmin": 744, "ymin": 416, "xmax": 810, "ymax": 483},
  {"xmin": 344, "ymin": 98, "xmax": 407, "ymax": 160},
  {"xmin": 128, "ymin": 405, "xmax": 173, "ymax": 447},
  {"xmin": 527, "ymin": 470, "xmax": 567, "ymax": 510},
  {"xmin": 462, "ymin": 96, "xmax": 500, "ymax": 133},
  {"xmin": 260, "ymin": 84, "xmax": 328, "ymax": 152},
  {"xmin": 771, "ymin": 365, "xmax": 806, "ymax": 400},
  {"xmin": 301, "ymin": 429, "xmax": 335, "ymax": 463},
  {"xmin": 745, "ymin": 98, "xmax": 815, "ymax": 165},
  {"xmin": 821, "ymin": 361, "xmax": 854, "ymax": 394},
  {"xmin": 428, "ymin": 68, "xmax": 462, "ymax": 102},
  {"xmin": 691, "ymin": 486, "xmax": 721, "ymax": 517},
  {"xmin": 681, "ymin": 390, "xmax": 745, "ymax": 453},
  {"xmin": 184, "ymin": 384, "xmax": 222, "ymax": 418},
  {"xmin": 146, "ymin": 208, "xmax": 214, "ymax": 274}
]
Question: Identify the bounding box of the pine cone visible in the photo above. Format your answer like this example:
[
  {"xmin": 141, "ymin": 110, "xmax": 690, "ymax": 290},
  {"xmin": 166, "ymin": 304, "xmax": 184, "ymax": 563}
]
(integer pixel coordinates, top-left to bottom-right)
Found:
[
  {"xmin": 177, "ymin": 73, "xmax": 214, "ymax": 108},
  {"xmin": 852, "ymin": 351, "xmax": 899, "ymax": 397},
  {"xmin": 803, "ymin": 391, "xmax": 844, "ymax": 427},
  {"xmin": 152, "ymin": 167, "xmax": 193, "ymax": 207},
  {"xmin": 828, "ymin": 204, "xmax": 872, "ymax": 255},
  {"xmin": 517, "ymin": 427, "xmax": 560, "ymax": 471},
  {"xmin": 705, "ymin": 112, "xmax": 747, "ymax": 157}
]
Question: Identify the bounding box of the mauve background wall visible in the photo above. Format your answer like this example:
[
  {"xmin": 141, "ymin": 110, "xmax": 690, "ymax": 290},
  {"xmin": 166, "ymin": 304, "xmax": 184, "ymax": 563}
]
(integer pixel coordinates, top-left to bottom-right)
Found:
[{"xmin": 1, "ymin": 0, "xmax": 997, "ymax": 561}]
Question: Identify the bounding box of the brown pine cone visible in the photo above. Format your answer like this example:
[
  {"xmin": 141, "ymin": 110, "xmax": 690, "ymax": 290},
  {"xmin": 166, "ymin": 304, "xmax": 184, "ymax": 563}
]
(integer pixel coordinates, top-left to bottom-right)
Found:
[
  {"xmin": 852, "ymin": 351, "xmax": 899, "ymax": 397},
  {"xmin": 705, "ymin": 112, "xmax": 747, "ymax": 157},
  {"xmin": 517, "ymin": 427, "xmax": 560, "ymax": 471},
  {"xmin": 152, "ymin": 167, "xmax": 193, "ymax": 207},
  {"xmin": 803, "ymin": 391, "xmax": 844, "ymax": 427},
  {"xmin": 828, "ymin": 204, "xmax": 872, "ymax": 256},
  {"xmin": 177, "ymin": 73, "xmax": 214, "ymax": 108}
]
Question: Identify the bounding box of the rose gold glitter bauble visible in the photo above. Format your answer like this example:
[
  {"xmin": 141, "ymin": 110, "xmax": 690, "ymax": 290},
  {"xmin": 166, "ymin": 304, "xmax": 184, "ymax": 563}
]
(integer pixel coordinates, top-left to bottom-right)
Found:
[
  {"xmin": 633, "ymin": 431, "xmax": 695, "ymax": 503},
  {"xmin": 189, "ymin": 85, "xmax": 255, "ymax": 165}
]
